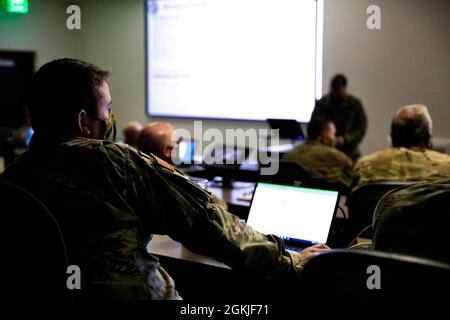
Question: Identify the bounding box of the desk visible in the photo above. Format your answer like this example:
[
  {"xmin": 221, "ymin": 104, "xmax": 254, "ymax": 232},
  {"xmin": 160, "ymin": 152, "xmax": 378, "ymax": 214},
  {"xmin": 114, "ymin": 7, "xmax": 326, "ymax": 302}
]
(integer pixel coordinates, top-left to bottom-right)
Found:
[
  {"xmin": 147, "ymin": 235, "xmax": 291, "ymax": 300},
  {"xmin": 147, "ymin": 194, "xmax": 357, "ymax": 299},
  {"xmin": 207, "ymin": 181, "xmax": 254, "ymax": 218},
  {"xmin": 180, "ymin": 163, "xmax": 260, "ymax": 183},
  {"xmin": 148, "ymin": 236, "xmax": 236, "ymax": 300},
  {"xmin": 207, "ymin": 181, "xmax": 348, "ymax": 221},
  {"xmin": 148, "ymin": 195, "xmax": 351, "ymax": 266},
  {"xmin": 147, "ymin": 235, "xmax": 229, "ymax": 269},
  {"xmin": 259, "ymin": 143, "xmax": 295, "ymax": 155}
]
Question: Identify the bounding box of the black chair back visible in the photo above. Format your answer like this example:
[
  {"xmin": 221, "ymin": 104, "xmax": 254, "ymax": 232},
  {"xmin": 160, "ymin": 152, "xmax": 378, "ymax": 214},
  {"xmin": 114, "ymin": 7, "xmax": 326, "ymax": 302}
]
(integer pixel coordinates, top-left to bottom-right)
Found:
[
  {"xmin": 300, "ymin": 249, "xmax": 450, "ymax": 301},
  {"xmin": 0, "ymin": 178, "xmax": 70, "ymax": 300},
  {"xmin": 347, "ymin": 181, "xmax": 415, "ymax": 236},
  {"xmin": 259, "ymin": 159, "xmax": 312, "ymax": 185},
  {"xmin": 373, "ymin": 181, "xmax": 450, "ymax": 264},
  {"xmin": 0, "ymin": 126, "xmax": 15, "ymax": 167}
]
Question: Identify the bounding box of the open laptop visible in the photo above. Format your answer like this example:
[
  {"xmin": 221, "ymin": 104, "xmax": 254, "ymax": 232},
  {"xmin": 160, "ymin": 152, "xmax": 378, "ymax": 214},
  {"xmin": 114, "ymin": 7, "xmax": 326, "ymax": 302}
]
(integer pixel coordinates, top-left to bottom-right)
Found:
[{"xmin": 246, "ymin": 182, "xmax": 340, "ymax": 251}]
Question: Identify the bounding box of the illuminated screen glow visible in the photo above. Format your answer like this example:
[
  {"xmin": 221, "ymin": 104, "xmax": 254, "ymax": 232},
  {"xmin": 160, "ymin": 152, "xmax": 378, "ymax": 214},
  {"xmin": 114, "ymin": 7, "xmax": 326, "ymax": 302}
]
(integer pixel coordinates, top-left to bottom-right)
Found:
[{"xmin": 246, "ymin": 183, "xmax": 338, "ymax": 244}]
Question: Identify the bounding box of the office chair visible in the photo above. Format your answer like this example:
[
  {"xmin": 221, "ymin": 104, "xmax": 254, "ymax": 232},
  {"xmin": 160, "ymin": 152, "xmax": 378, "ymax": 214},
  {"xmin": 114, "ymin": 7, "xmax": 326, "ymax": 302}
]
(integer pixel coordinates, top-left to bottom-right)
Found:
[
  {"xmin": 347, "ymin": 181, "xmax": 415, "ymax": 238},
  {"xmin": 300, "ymin": 249, "xmax": 450, "ymax": 301},
  {"xmin": 259, "ymin": 159, "xmax": 312, "ymax": 185},
  {"xmin": 0, "ymin": 178, "xmax": 71, "ymax": 300},
  {"xmin": 373, "ymin": 181, "xmax": 450, "ymax": 264},
  {"xmin": 266, "ymin": 118, "xmax": 305, "ymax": 144}
]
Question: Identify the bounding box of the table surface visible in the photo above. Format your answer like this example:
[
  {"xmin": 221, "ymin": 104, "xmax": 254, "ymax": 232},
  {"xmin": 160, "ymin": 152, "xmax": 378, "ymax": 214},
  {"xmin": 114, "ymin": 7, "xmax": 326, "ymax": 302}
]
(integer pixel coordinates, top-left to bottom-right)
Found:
[
  {"xmin": 207, "ymin": 181, "xmax": 255, "ymax": 207},
  {"xmin": 147, "ymin": 235, "xmax": 230, "ymax": 269},
  {"xmin": 207, "ymin": 181, "xmax": 348, "ymax": 219},
  {"xmin": 148, "ymin": 181, "xmax": 351, "ymax": 268},
  {"xmin": 148, "ymin": 234, "xmax": 371, "ymax": 270}
]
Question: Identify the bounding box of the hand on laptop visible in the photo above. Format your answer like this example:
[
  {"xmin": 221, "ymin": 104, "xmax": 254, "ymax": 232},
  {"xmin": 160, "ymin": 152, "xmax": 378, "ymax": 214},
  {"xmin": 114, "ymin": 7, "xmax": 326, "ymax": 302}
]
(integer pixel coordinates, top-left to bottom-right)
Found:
[{"xmin": 299, "ymin": 243, "xmax": 330, "ymax": 264}]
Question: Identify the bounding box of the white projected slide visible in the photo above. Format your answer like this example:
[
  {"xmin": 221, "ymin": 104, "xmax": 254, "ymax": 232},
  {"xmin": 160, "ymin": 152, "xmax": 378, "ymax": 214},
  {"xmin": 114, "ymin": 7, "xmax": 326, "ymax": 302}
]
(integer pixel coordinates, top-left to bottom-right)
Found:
[
  {"xmin": 246, "ymin": 184, "xmax": 337, "ymax": 244},
  {"xmin": 146, "ymin": 0, "xmax": 323, "ymax": 122}
]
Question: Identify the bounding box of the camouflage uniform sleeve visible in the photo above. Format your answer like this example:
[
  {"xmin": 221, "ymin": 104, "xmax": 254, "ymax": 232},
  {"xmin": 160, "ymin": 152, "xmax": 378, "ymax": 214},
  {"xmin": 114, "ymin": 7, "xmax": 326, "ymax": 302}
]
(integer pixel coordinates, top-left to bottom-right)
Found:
[
  {"xmin": 210, "ymin": 194, "xmax": 229, "ymax": 211},
  {"xmin": 126, "ymin": 149, "xmax": 305, "ymax": 278},
  {"xmin": 310, "ymin": 98, "xmax": 326, "ymax": 121},
  {"xmin": 344, "ymin": 98, "xmax": 367, "ymax": 147}
]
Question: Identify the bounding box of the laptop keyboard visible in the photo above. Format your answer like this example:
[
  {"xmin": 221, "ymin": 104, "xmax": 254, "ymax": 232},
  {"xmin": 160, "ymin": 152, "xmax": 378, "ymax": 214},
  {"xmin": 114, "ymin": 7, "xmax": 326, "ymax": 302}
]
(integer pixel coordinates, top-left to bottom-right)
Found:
[{"xmin": 285, "ymin": 245, "xmax": 303, "ymax": 252}]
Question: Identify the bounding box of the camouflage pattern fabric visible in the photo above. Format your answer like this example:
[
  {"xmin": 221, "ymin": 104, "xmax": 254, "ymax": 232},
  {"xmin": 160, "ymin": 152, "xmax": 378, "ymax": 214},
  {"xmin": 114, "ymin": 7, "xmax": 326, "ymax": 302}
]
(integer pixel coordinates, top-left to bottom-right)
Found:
[
  {"xmin": 373, "ymin": 180, "xmax": 450, "ymax": 263},
  {"xmin": 354, "ymin": 147, "xmax": 450, "ymax": 186},
  {"xmin": 210, "ymin": 194, "xmax": 229, "ymax": 211},
  {"xmin": 2, "ymin": 136, "xmax": 304, "ymax": 299},
  {"xmin": 311, "ymin": 94, "xmax": 367, "ymax": 161},
  {"xmin": 283, "ymin": 140, "xmax": 354, "ymax": 188}
]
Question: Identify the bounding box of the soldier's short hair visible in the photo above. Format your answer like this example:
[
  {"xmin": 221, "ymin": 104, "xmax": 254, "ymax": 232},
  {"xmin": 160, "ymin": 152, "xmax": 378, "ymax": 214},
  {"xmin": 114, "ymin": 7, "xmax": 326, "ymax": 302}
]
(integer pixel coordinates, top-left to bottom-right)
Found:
[
  {"xmin": 307, "ymin": 118, "xmax": 333, "ymax": 141},
  {"xmin": 28, "ymin": 58, "xmax": 109, "ymax": 135},
  {"xmin": 331, "ymin": 74, "xmax": 347, "ymax": 90},
  {"xmin": 390, "ymin": 104, "xmax": 433, "ymax": 148}
]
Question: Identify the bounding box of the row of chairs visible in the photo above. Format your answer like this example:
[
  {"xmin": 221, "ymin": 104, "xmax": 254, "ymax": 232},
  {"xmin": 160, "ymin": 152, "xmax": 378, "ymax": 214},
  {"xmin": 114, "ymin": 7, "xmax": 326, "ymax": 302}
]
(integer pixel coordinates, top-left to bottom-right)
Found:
[
  {"xmin": 347, "ymin": 180, "xmax": 415, "ymax": 237},
  {"xmin": 2, "ymin": 175, "xmax": 449, "ymax": 300},
  {"xmin": 300, "ymin": 248, "xmax": 450, "ymax": 300}
]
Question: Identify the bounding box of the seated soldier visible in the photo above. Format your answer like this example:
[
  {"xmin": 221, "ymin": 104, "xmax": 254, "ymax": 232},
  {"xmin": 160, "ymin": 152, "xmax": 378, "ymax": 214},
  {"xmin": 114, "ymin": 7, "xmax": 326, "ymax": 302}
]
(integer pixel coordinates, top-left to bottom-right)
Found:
[
  {"xmin": 2, "ymin": 58, "xmax": 329, "ymax": 299},
  {"xmin": 354, "ymin": 104, "xmax": 450, "ymax": 186},
  {"xmin": 373, "ymin": 180, "xmax": 450, "ymax": 264},
  {"xmin": 283, "ymin": 118, "xmax": 354, "ymax": 188},
  {"xmin": 122, "ymin": 121, "xmax": 143, "ymax": 149},
  {"xmin": 137, "ymin": 122, "xmax": 177, "ymax": 164},
  {"xmin": 137, "ymin": 121, "xmax": 227, "ymax": 210}
]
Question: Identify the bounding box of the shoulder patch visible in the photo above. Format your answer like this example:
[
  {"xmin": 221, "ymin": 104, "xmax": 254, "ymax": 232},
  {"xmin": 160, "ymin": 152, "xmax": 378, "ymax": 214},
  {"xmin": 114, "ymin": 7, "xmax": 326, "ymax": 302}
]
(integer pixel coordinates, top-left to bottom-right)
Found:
[{"xmin": 154, "ymin": 155, "xmax": 175, "ymax": 171}]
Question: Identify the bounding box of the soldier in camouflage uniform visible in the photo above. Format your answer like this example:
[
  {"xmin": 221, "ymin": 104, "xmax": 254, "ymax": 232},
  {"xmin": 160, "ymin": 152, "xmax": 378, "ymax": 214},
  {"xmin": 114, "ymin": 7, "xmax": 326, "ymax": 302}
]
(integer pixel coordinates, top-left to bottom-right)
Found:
[
  {"xmin": 138, "ymin": 121, "xmax": 229, "ymax": 210},
  {"xmin": 122, "ymin": 121, "xmax": 143, "ymax": 149},
  {"xmin": 373, "ymin": 179, "xmax": 450, "ymax": 264},
  {"xmin": 283, "ymin": 118, "xmax": 354, "ymax": 188},
  {"xmin": 354, "ymin": 104, "xmax": 450, "ymax": 187},
  {"xmin": 311, "ymin": 74, "xmax": 368, "ymax": 161},
  {"xmin": 2, "ymin": 58, "xmax": 329, "ymax": 299},
  {"xmin": 138, "ymin": 122, "xmax": 178, "ymax": 164}
]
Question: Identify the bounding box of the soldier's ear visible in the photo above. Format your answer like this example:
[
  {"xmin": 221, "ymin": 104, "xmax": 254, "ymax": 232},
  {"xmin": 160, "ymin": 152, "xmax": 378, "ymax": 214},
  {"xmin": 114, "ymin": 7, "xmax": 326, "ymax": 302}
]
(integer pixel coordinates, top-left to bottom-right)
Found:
[
  {"xmin": 77, "ymin": 109, "xmax": 91, "ymax": 136},
  {"xmin": 162, "ymin": 145, "xmax": 173, "ymax": 160}
]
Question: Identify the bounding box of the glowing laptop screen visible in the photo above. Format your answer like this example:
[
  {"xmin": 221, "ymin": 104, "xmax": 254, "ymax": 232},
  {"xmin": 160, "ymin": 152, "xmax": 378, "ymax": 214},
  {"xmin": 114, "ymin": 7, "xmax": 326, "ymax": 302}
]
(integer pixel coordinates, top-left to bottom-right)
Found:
[{"xmin": 246, "ymin": 183, "xmax": 339, "ymax": 245}]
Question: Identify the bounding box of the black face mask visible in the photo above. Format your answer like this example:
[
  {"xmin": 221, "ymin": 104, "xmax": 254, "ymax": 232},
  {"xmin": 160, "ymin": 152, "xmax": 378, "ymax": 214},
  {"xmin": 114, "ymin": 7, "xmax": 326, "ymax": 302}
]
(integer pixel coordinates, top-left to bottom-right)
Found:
[{"xmin": 88, "ymin": 110, "xmax": 117, "ymax": 142}]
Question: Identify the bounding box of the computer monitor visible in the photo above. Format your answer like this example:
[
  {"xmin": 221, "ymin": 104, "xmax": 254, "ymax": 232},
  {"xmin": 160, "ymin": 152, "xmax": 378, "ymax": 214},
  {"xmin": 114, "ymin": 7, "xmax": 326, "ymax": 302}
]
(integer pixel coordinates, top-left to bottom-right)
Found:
[
  {"xmin": 25, "ymin": 127, "xmax": 34, "ymax": 147},
  {"xmin": 266, "ymin": 119, "xmax": 304, "ymax": 141},
  {"xmin": 175, "ymin": 138, "xmax": 197, "ymax": 165}
]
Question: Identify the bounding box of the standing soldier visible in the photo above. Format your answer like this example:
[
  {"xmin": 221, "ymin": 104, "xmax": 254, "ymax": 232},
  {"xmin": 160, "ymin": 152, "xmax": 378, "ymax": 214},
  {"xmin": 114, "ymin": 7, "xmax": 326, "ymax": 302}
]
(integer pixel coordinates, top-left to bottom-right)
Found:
[{"xmin": 311, "ymin": 74, "xmax": 368, "ymax": 161}]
